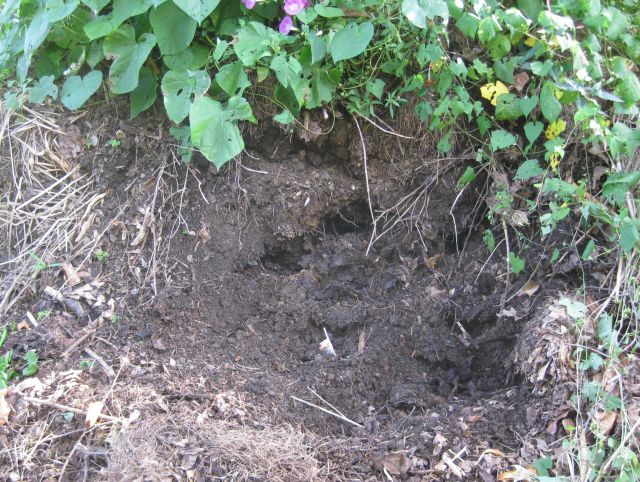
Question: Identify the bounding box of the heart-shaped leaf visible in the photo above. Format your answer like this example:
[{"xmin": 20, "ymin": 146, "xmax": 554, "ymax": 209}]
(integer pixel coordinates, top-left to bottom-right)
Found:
[
  {"xmin": 60, "ymin": 70, "xmax": 103, "ymax": 110},
  {"xmin": 28, "ymin": 75, "xmax": 58, "ymax": 104},
  {"xmin": 150, "ymin": 0, "xmax": 197, "ymax": 55},
  {"xmin": 330, "ymin": 22, "xmax": 374, "ymax": 63},
  {"xmin": 173, "ymin": 0, "xmax": 221, "ymax": 23},
  {"xmin": 401, "ymin": 0, "xmax": 449, "ymax": 28},
  {"xmin": 490, "ymin": 129, "xmax": 517, "ymax": 152},
  {"xmin": 104, "ymin": 25, "xmax": 156, "ymax": 94},
  {"xmin": 540, "ymin": 81, "xmax": 562, "ymax": 122},
  {"xmin": 190, "ymin": 96, "xmax": 250, "ymax": 168},
  {"xmin": 519, "ymin": 95, "xmax": 538, "ymax": 117},
  {"xmin": 161, "ymin": 69, "xmax": 211, "ymax": 123},
  {"xmin": 524, "ymin": 121, "xmax": 544, "ymax": 145}
]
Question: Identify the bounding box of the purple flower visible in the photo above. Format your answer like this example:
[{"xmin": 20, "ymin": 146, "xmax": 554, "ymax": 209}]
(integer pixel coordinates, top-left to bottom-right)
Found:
[
  {"xmin": 283, "ymin": 0, "xmax": 305, "ymax": 15},
  {"xmin": 241, "ymin": 0, "xmax": 256, "ymax": 9},
  {"xmin": 279, "ymin": 15, "xmax": 293, "ymax": 34}
]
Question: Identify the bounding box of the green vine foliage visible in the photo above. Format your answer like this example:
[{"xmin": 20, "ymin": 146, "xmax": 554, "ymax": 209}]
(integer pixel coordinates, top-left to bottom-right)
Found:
[{"xmin": 1, "ymin": 0, "xmax": 639, "ymax": 259}]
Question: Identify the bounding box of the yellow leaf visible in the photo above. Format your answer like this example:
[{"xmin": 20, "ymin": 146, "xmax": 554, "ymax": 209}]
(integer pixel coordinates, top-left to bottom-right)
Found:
[
  {"xmin": 480, "ymin": 81, "xmax": 510, "ymax": 106},
  {"xmin": 549, "ymin": 152, "xmax": 562, "ymax": 171},
  {"xmin": 545, "ymin": 119, "xmax": 567, "ymax": 140},
  {"xmin": 430, "ymin": 59, "xmax": 445, "ymax": 73},
  {"xmin": 524, "ymin": 36, "xmax": 537, "ymax": 47}
]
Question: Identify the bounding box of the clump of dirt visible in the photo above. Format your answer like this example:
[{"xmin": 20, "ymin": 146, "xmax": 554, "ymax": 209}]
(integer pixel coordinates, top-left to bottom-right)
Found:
[{"xmin": 2, "ymin": 101, "xmax": 570, "ymax": 480}]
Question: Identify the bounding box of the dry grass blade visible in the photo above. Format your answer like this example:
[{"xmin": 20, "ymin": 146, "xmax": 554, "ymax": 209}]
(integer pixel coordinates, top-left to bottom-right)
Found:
[{"xmin": 0, "ymin": 104, "xmax": 104, "ymax": 316}]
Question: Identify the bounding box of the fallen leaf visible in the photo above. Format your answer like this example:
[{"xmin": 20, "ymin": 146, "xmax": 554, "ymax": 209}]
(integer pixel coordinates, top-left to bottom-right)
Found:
[
  {"xmin": 594, "ymin": 410, "xmax": 617, "ymax": 436},
  {"xmin": 425, "ymin": 256, "xmax": 439, "ymax": 269},
  {"xmin": 497, "ymin": 465, "xmax": 537, "ymax": 481},
  {"xmin": 0, "ymin": 390, "xmax": 11, "ymax": 425},
  {"xmin": 518, "ymin": 281, "xmax": 540, "ymax": 297},
  {"xmin": 374, "ymin": 452, "xmax": 412, "ymax": 475},
  {"xmin": 514, "ymin": 72, "xmax": 530, "ymax": 92},
  {"xmin": 62, "ymin": 262, "xmax": 82, "ymax": 286},
  {"xmin": 481, "ymin": 81, "xmax": 510, "ymax": 106},
  {"xmin": 85, "ymin": 401, "xmax": 104, "ymax": 428}
]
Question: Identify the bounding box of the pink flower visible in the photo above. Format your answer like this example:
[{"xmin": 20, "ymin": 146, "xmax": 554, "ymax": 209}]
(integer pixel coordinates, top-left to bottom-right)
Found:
[
  {"xmin": 283, "ymin": 0, "xmax": 305, "ymax": 15},
  {"xmin": 279, "ymin": 15, "xmax": 293, "ymax": 34},
  {"xmin": 241, "ymin": 0, "xmax": 256, "ymax": 9}
]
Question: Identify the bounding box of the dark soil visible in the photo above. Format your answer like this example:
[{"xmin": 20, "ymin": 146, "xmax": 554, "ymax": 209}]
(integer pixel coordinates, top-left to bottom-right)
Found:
[{"xmin": 3, "ymin": 101, "xmax": 567, "ymax": 480}]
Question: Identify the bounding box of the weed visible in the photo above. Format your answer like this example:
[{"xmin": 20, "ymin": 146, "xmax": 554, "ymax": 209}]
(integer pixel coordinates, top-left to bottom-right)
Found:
[
  {"xmin": 95, "ymin": 248, "xmax": 109, "ymax": 263},
  {"xmin": 29, "ymin": 252, "xmax": 62, "ymax": 273},
  {"xmin": 108, "ymin": 139, "xmax": 120, "ymax": 149},
  {"xmin": 35, "ymin": 310, "xmax": 51, "ymax": 323}
]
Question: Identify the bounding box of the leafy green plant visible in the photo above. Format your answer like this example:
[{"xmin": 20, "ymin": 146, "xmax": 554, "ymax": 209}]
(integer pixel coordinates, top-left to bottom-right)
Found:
[
  {"xmin": 36, "ymin": 309, "xmax": 51, "ymax": 323},
  {"xmin": 29, "ymin": 252, "xmax": 62, "ymax": 273},
  {"xmin": 108, "ymin": 138, "xmax": 120, "ymax": 149},
  {"xmin": 95, "ymin": 248, "xmax": 109, "ymax": 262},
  {"xmin": 0, "ymin": 326, "xmax": 39, "ymax": 388}
]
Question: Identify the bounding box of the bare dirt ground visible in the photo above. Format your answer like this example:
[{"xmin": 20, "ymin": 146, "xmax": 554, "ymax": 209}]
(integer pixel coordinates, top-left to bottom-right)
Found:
[{"xmin": 0, "ymin": 101, "xmax": 591, "ymax": 480}]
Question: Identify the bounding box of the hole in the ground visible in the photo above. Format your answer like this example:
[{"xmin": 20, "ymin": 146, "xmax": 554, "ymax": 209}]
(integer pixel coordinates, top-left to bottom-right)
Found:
[
  {"xmin": 321, "ymin": 199, "xmax": 372, "ymax": 235},
  {"xmin": 260, "ymin": 236, "xmax": 311, "ymax": 273}
]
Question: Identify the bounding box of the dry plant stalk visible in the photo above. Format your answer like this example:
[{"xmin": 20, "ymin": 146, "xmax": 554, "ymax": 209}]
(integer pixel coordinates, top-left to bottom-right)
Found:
[{"xmin": 0, "ymin": 105, "xmax": 104, "ymax": 315}]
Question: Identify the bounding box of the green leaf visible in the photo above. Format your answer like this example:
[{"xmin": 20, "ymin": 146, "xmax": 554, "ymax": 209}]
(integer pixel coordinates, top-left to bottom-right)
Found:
[
  {"xmin": 602, "ymin": 171, "xmax": 640, "ymax": 207},
  {"xmin": 104, "ymin": 25, "xmax": 156, "ymax": 94},
  {"xmin": 478, "ymin": 15, "xmax": 500, "ymax": 44},
  {"xmin": 456, "ymin": 12, "xmax": 479, "ymax": 39},
  {"xmin": 314, "ymin": 5, "xmax": 343, "ymax": 17},
  {"xmin": 163, "ymin": 44, "xmax": 209, "ymax": 70},
  {"xmin": 619, "ymin": 218, "xmax": 639, "ymax": 254},
  {"xmin": 189, "ymin": 96, "xmax": 245, "ymax": 169},
  {"xmin": 517, "ymin": 0, "xmax": 542, "ymax": 22},
  {"xmin": 82, "ymin": 0, "xmax": 110, "ymax": 12},
  {"xmin": 274, "ymin": 109, "xmax": 295, "ymax": 125},
  {"xmin": 150, "ymin": 0, "xmax": 197, "ymax": 55},
  {"xmin": 493, "ymin": 59, "xmax": 516, "ymax": 84},
  {"xmin": 60, "ymin": 71, "xmax": 103, "ymax": 110},
  {"xmin": 173, "ymin": 0, "xmax": 221, "ymax": 23},
  {"xmin": 508, "ymin": 252, "xmax": 525, "ymax": 274},
  {"xmin": 84, "ymin": 0, "xmax": 154, "ymax": 40},
  {"xmin": 215, "ymin": 62, "xmax": 250, "ymax": 96},
  {"xmin": 530, "ymin": 60, "xmax": 553, "ymax": 77},
  {"xmin": 367, "ymin": 78, "xmax": 385, "ymax": 99},
  {"xmin": 457, "ymin": 166, "xmax": 476, "ymax": 187},
  {"xmin": 130, "ymin": 66, "xmax": 157, "ymax": 118},
  {"xmin": 490, "ymin": 129, "xmax": 517, "ymax": 152},
  {"xmin": 540, "ymin": 81, "xmax": 562, "ymax": 122},
  {"xmin": 579, "ymin": 352, "xmax": 604, "ymax": 372},
  {"xmin": 532, "ymin": 457, "xmax": 553, "ymax": 477},
  {"xmin": 495, "ymin": 93, "xmax": 523, "ymax": 120},
  {"xmin": 330, "ymin": 22, "xmax": 374, "ymax": 62},
  {"xmin": 269, "ymin": 55, "xmax": 302, "ymax": 89},
  {"xmin": 28, "ymin": 75, "xmax": 58, "ymax": 104},
  {"xmin": 487, "ymin": 34, "xmax": 511, "ymax": 60},
  {"xmin": 615, "ymin": 73, "xmax": 640, "ymax": 107},
  {"xmin": 306, "ymin": 69, "xmax": 334, "ymax": 108},
  {"xmin": 483, "ymin": 230, "xmax": 495, "ymax": 252},
  {"xmin": 515, "ymin": 159, "xmax": 544, "ymax": 180},
  {"xmin": 581, "ymin": 239, "xmax": 596, "ymax": 260},
  {"xmin": 161, "ymin": 69, "xmax": 211, "ymax": 123},
  {"xmin": 524, "ymin": 121, "xmax": 544, "ymax": 145},
  {"xmin": 597, "ymin": 313, "xmax": 612, "ymax": 345},
  {"xmin": 18, "ymin": 0, "xmax": 80, "ymax": 80},
  {"xmin": 308, "ymin": 32, "xmax": 326, "ymax": 65},
  {"xmin": 519, "ymin": 95, "xmax": 538, "ymax": 117},
  {"xmin": 559, "ymin": 298, "xmax": 587, "ymax": 320},
  {"xmin": 401, "ymin": 0, "xmax": 449, "ymax": 28},
  {"xmin": 234, "ymin": 22, "xmax": 277, "ymax": 66}
]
